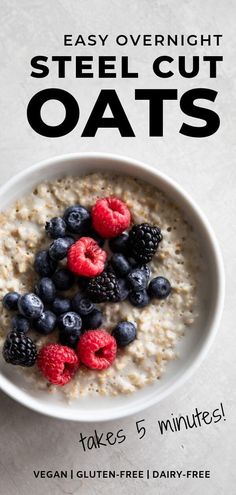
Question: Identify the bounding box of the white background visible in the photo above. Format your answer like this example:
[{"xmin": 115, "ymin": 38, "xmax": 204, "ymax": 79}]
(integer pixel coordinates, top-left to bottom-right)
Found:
[{"xmin": 0, "ymin": 0, "xmax": 235, "ymax": 493}]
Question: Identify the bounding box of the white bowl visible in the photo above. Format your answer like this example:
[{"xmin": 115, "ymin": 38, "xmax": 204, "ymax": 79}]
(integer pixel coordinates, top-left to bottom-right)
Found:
[{"xmin": 0, "ymin": 153, "xmax": 224, "ymax": 421}]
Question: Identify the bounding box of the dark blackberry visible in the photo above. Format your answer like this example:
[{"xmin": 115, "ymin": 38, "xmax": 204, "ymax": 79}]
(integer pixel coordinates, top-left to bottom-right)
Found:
[
  {"xmin": 128, "ymin": 223, "xmax": 162, "ymax": 263},
  {"xmin": 86, "ymin": 271, "xmax": 120, "ymax": 303},
  {"xmin": 2, "ymin": 331, "xmax": 37, "ymax": 367}
]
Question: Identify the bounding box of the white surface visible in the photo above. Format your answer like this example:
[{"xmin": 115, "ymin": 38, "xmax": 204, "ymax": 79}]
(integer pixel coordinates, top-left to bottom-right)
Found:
[{"xmin": 0, "ymin": 0, "xmax": 235, "ymax": 493}]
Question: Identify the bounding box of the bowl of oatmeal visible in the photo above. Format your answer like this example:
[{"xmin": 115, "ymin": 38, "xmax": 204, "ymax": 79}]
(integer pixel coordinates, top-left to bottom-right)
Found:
[{"xmin": 0, "ymin": 153, "xmax": 224, "ymax": 421}]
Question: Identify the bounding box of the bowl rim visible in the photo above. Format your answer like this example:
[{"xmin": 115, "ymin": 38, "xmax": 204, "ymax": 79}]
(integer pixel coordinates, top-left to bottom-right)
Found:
[{"xmin": 0, "ymin": 152, "xmax": 225, "ymax": 421}]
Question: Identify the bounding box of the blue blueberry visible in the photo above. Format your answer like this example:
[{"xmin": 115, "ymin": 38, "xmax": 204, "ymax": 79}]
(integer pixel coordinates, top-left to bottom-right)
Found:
[
  {"xmin": 112, "ymin": 321, "xmax": 136, "ymax": 347},
  {"xmin": 35, "ymin": 310, "xmax": 57, "ymax": 335},
  {"xmin": 109, "ymin": 233, "xmax": 129, "ymax": 254},
  {"xmin": 87, "ymin": 229, "xmax": 105, "ymax": 247},
  {"xmin": 148, "ymin": 276, "xmax": 171, "ymax": 299},
  {"xmin": 3, "ymin": 292, "xmax": 20, "ymax": 311},
  {"xmin": 110, "ymin": 253, "xmax": 131, "ymax": 277},
  {"xmin": 34, "ymin": 250, "xmax": 57, "ymax": 277},
  {"xmin": 48, "ymin": 236, "xmax": 74, "ymax": 261},
  {"xmin": 82, "ymin": 308, "xmax": 103, "ymax": 330},
  {"xmin": 45, "ymin": 217, "xmax": 67, "ymax": 239},
  {"xmin": 63, "ymin": 205, "xmax": 91, "ymax": 234},
  {"xmin": 52, "ymin": 297, "xmax": 71, "ymax": 315},
  {"xmin": 138, "ymin": 264, "xmax": 151, "ymax": 281},
  {"xmin": 12, "ymin": 314, "xmax": 30, "ymax": 333},
  {"xmin": 72, "ymin": 293, "xmax": 94, "ymax": 316},
  {"xmin": 126, "ymin": 268, "xmax": 148, "ymax": 291},
  {"xmin": 52, "ymin": 268, "xmax": 75, "ymax": 291},
  {"xmin": 129, "ymin": 290, "xmax": 150, "ymax": 308},
  {"xmin": 58, "ymin": 312, "xmax": 82, "ymax": 347},
  {"xmin": 117, "ymin": 278, "xmax": 129, "ymax": 301},
  {"xmin": 18, "ymin": 293, "xmax": 44, "ymax": 319},
  {"xmin": 35, "ymin": 277, "xmax": 56, "ymax": 304}
]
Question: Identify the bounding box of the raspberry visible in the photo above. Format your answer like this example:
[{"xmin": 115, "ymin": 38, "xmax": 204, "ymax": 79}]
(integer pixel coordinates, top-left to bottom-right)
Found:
[
  {"xmin": 37, "ymin": 343, "xmax": 79, "ymax": 386},
  {"xmin": 92, "ymin": 196, "xmax": 131, "ymax": 238},
  {"xmin": 77, "ymin": 330, "xmax": 117, "ymax": 370},
  {"xmin": 67, "ymin": 237, "xmax": 107, "ymax": 277}
]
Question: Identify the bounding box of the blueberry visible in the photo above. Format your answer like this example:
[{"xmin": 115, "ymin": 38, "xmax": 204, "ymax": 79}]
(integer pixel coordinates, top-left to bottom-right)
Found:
[
  {"xmin": 18, "ymin": 293, "xmax": 44, "ymax": 319},
  {"xmin": 87, "ymin": 229, "xmax": 105, "ymax": 247},
  {"xmin": 48, "ymin": 236, "xmax": 74, "ymax": 261},
  {"xmin": 110, "ymin": 253, "xmax": 131, "ymax": 277},
  {"xmin": 77, "ymin": 276, "xmax": 89, "ymax": 291},
  {"xmin": 72, "ymin": 293, "xmax": 95, "ymax": 316},
  {"xmin": 52, "ymin": 297, "xmax": 71, "ymax": 315},
  {"xmin": 138, "ymin": 264, "xmax": 151, "ymax": 281},
  {"xmin": 3, "ymin": 292, "xmax": 20, "ymax": 311},
  {"xmin": 129, "ymin": 290, "xmax": 150, "ymax": 308},
  {"xmin": 82, "ymin": 308, "xmax": 103, "ymax": 330},
  {"xmin": 63, "ymin": 205, "xmax": 91, "ymax": 234},
  {"xmin": 45, "ymin": 217, "xmax": 67, "ymax": 239},
  {"xmin": 35, "ymin": 277, "xmax": 56, "ymax": 304},
  {"xmin": 112, "ymin": 321, "xmax": 136, "ymax": 347},
  {"xmin": 58, "ymin": 312, "xmax": 82, "ymax": 347},
  {"xmin": 52, "ymin": 269, "xmax": 75, "ymax": 291},
  {"xmin": 35, "ymin": 310, "xmax": 57, "ymax": 335},
  {"xmin": 126, "ymin": 268, "xmax": 148, "ymax": 291},
  {"xmin": 12, "ymin": 314, "xmax": 30, "ymax": 333},
  {"xmin": 34, "ymin": 250, "xmax": 57, "ymax": 277},
  {"xmin": 109, "ymin": 233, "xmax": 129, "ymax": 254},
  {"xmin": 148, "ymin": 276, "xmax": 171, "ymax": 299},
  {"xmin": 117, "ymin": 278, "xmax": 129, "ymax": 301}
]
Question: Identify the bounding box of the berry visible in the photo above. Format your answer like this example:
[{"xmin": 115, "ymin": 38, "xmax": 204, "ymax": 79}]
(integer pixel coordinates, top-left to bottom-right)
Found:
[
  {"xmin": 35, "ymin": 277, "xmax": 56, "ymax": 304},
  {"xmin": 87, "ymin": 229, "xmax": 105, "ymax": 247},
  {"xmin": 117, "ymin": 278, "xmax": 129, "ymax": 301},
  {"xmin": 92, "ymin": 196, "xmax": 131, "ymax": 238},
  {"xmin": 49, "ymin": 236, "xmax": 74, "ymax": 261},
  {"xmin": 52, "ymin": 297, "xmax": 71, "ymax": 315},
  {"xmin": 52, "ymin": 268, "xmax": 75, "ymax": 291},
  {"xmin": 86, "ymin": 271, "xmax": 120, "ymax": 303},
  {"xmin": 126, "ymin": 268, "xmax": 148, "ymax": 291},
  {"xmin": 109, "ymin": 232, "xmax": 129, "ymax": 254},
  {"xmin": 148, "ymin": 276, "xmax": 171, "ymax": 299},
  {"xmin": 12, "ymin": 314, "xmax": 30, "ymax": 333},
  {"xmin": 34, "ymin": 250, "xmax": 57, "ymax": 277},
  {"xmin": 37, "ymin": 343, "xmax": 79, "ymax": 386},
  {"xmin": 18, "ymin": 293, "xmax": 44, "ymax": 319},
  {"xmin": 138, "ymin": 264, "xmax": 151, "ymax": 281},
  {"xmin": 77, "ymin": 329, "xmax": 117, "ymax": 370},
  {"xmin": 128, "ymin": 223, "xmax": 162, "ymax": 263},
  {"xmin": 112, "ymin": 321, "xmax": 136, "ymax": 347},
  {"xmin": 72, "ymin": 293, "xmax": 95, "ymax": 316},
  {"xmin": 45, "ymin": 217, "xmax": 67, "ymax": 239},
  {"xmin": 35, "ymin": 310, "xmax": 57, "ymax": 335},
  {"xmin": 110, "ymin": 253, "xmax": 131, "ymax": 277},
  {"xmin": 82, "ymin": 308, "xmax": 103, "ymax": 330},
  {"xmin": 58, "ymin": 312, "xmax": 82, "ymax": 347},
  {"xmin": 3, "ymin": 291, "xmax": 20, "ymax": 311},
  {"xmin": 67, "ymin": 237, "xmax": 106, "ymax": 277},
  {"xmin": 129, "ymin": 290, "xmax": 150, "ymax": 308},
  {"xmin": 63, "ymin": 205, "xmax": 91, "ymax": 234},
  {"xmin": 3, "ymin": 331, "xmax": 37, "ymax": 367}
]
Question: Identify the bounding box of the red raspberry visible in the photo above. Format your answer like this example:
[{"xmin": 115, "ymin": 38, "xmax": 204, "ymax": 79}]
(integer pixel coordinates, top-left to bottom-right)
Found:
[
  {"xmin": 67, "ymin": 237, "xmax": 106, "ymax": 277},
  {"xmin": 92, "ymin": 196, "xmax": 131, "ymax": 238},
  {"xmin": 77, "ymin": 329, "xmax": 117, "ymax": 370},
  {"xmin": 37, "ymin": 343, "xmax": 79, "ymax": 386}
]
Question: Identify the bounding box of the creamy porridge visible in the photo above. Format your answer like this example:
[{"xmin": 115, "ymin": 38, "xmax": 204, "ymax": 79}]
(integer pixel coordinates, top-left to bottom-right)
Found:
[{"xmin": 0, "ymin": 173, "xmax": 203, "ymax": 399}]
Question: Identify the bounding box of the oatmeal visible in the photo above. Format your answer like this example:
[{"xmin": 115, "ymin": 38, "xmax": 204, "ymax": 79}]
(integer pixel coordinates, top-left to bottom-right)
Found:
[{"xmin": 0, "ymin": 173, "xmax": 203, "ymax": 399}]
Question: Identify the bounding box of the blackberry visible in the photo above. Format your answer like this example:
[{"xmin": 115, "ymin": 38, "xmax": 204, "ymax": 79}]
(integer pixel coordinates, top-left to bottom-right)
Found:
[
  {"xmin": 128, "ymin": 223, "xmax": 162, "ymax": 263},
  {"xmin": 86, "ymin": 271, "xmax": 120, "ymax": 303},
  {"xmin": 2, "ymin": 331, "xmax": 37, "ymax": 367}
]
